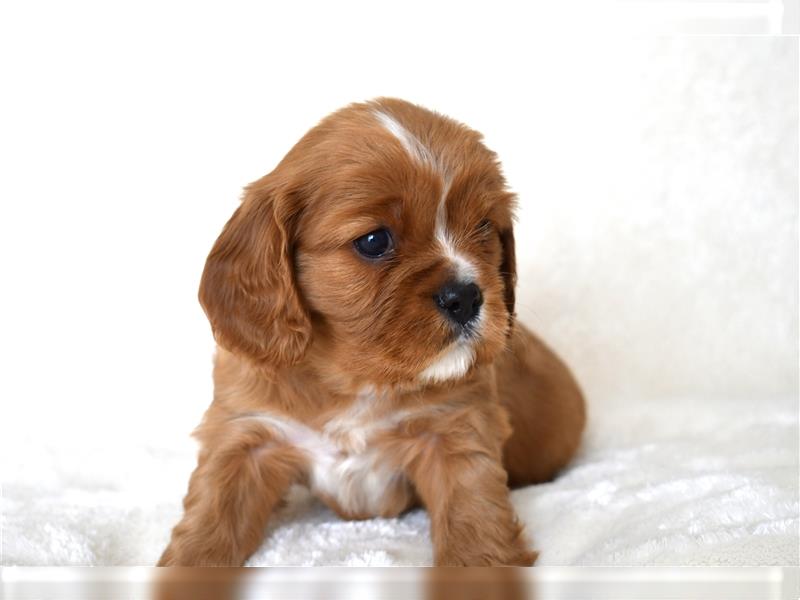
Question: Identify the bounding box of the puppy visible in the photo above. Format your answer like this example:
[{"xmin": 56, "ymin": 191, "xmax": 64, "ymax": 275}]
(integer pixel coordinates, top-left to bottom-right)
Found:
[{"xmin": 159, "ymin": 98, "xmax": 585, "ymax": 566}]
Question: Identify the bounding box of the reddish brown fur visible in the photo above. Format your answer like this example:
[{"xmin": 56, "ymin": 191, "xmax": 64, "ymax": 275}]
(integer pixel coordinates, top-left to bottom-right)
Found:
[{"xmin": 159, "ymin": 98, "xmax": 585, "ymax": 567}]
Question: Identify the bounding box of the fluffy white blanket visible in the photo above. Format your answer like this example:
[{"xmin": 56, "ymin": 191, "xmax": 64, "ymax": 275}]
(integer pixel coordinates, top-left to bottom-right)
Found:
[{"xmin": 3, "ymin": 394, "xmax": 796, "ymax": 566}]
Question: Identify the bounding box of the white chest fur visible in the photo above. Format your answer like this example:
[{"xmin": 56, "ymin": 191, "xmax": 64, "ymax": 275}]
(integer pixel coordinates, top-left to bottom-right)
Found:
[{"xmin": 243, "ymin": 403, "xmax": 412, "ymax": 516}]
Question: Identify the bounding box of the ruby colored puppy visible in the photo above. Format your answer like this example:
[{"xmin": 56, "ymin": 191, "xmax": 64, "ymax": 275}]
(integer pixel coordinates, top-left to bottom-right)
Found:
[{"xmin": 159, "ymin": 98, "xmax": 585, "ymax": 566}]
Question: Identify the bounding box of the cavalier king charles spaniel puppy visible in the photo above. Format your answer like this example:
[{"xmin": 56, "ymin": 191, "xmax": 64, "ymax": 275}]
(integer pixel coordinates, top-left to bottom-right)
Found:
[{"xmin": 159, "ymin": 98, "xmax": 585, "ymax": 567}]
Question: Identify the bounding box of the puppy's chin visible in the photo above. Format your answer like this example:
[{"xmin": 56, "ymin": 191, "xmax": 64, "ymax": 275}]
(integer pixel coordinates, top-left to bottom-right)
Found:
[
  {"xmin": 418, "ymin": 343, "xmax": 475, "ymax": 384},
  {"xmin": 418, "ymin": 336, "xmax": 477, "ymax": 384},
  {"xmin": 415, "ymin": 308, "xmax": 509, "ymax": 385}
]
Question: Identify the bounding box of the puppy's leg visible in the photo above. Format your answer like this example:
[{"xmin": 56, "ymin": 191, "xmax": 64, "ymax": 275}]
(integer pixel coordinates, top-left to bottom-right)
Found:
[
  {"xmin": 404, "ymin": 424, "xmax": 536, "ymax": 566},
  {"xmin": 497, "ymin": 323, "xmax": 586, "ymax": 487},
  {"xmin": 158, "ymin": 425, "xmax": 305, "ymax": 566}
]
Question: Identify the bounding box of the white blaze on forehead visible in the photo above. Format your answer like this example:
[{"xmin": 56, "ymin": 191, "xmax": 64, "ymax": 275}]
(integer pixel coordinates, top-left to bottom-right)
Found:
[
  {"xmin": 435, "ymin": 181, "xmax": 478, "ymax": 283},
  {"xmin": 372, "ymin": 110, "xmax": 437, "ymax": 168},
  {"xmin": 418, "ymin": 341, "xmax": 475, "ymax": 383},
  {"xmin": 372, "ymin": 109, "xmax": 478, "ymax": 283}
]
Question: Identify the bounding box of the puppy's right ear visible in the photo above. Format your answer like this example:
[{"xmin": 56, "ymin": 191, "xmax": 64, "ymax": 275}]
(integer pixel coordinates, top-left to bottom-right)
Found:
[{"xmin": 198, "ymin": 177, "xmax": 311, "ymax": 372}]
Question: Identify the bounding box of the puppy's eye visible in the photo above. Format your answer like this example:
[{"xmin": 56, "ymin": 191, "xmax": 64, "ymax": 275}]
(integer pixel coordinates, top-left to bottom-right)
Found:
[{"xmin": 354, "ymin": 228, "xmax": 394, "ymax": 258}]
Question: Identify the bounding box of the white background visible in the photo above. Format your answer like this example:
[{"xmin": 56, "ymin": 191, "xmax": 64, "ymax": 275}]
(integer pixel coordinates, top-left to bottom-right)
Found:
[
  {"xmin": 1, "ymin": 1, "xmax": 797, "ymax": 441},
  {"xmin": 0, "ymin": 1, "xmax": 797, "ymax": 565}
]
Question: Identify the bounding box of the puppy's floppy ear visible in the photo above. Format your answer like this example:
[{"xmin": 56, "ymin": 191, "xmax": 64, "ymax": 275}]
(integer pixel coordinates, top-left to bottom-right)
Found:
[
  {"xmin": 499, "ymin": 225, "xmax": 517, "ymax": 324},
  {"xmin": 198, "ymin": 176, "xmax": 311, "ymax": 371}
]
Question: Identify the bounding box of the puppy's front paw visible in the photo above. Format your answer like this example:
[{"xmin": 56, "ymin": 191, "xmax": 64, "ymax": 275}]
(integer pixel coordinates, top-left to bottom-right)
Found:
[
  {"xmin": 157, "ymin": 539, "xmax": 241, "ymax": 567},
  {"xmin": 435, "ymin": 547, "xmax": 538, "ymax": 566},
  {"xmin": 513, "ymin": 549, "xmax": 539, "ymax": 566}
]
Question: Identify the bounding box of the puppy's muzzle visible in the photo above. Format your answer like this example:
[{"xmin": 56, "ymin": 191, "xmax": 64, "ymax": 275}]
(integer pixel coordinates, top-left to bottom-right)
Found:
[{"xmin": 434, "ymin": 281, "xmax": 483, "ymax": 327}]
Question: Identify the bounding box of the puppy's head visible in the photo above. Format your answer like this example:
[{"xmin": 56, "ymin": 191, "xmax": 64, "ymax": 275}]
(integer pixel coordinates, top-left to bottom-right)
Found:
[{"xmin": 200, "ymin": 98, "xmax": 516, "ymax": 386}]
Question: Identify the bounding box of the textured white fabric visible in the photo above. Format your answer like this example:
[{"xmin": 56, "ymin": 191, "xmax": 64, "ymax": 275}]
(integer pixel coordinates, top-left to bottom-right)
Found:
[{"xmin": 2, "ymin": 395, "xmax": 796, "ymax": 566}]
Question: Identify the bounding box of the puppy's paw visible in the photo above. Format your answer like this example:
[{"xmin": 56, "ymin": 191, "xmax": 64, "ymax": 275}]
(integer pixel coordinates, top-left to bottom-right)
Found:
[
  {"xmin": 435, "ymin": 546, "xmax": 538, "ymax": 566},
  {"xmin": 513, "ymin": 549, "xmax": 538, "ymax": 566}
]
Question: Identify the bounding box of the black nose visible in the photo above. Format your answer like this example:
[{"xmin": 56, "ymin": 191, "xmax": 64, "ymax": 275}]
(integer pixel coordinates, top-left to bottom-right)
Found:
[{"xmin": 434, "ymin": 281, "xmax": 483, "ymax": 326}]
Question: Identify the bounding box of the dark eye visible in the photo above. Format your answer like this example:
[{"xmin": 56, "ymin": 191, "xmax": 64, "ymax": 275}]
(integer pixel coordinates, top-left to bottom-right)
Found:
[{"xmin": 354, "ymin": 228, "xmax": 394, "ymax": 258}]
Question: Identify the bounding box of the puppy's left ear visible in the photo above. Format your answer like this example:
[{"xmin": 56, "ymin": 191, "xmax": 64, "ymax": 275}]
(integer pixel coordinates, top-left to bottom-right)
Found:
[
  {"xmin": 499, "ymin": 224, "xmax": 517, "ymax": 325},
  {"xmin": 198, "ymin": 175, "xmax": 311, "ymax": 372}
]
